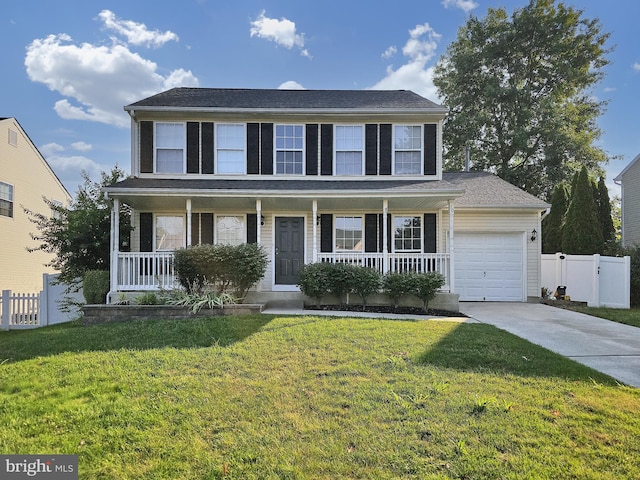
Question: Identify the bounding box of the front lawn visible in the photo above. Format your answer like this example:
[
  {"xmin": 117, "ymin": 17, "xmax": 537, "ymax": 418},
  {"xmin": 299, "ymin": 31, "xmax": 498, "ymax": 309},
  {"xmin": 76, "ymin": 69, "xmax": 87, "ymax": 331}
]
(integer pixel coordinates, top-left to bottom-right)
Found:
[
  {"xmin": 562, "ymin": 305, "xmax": 640, "ymax": 328},
  {"xmin": 1, "ymin": 315, "xmax": 638, "ymax": 479}
]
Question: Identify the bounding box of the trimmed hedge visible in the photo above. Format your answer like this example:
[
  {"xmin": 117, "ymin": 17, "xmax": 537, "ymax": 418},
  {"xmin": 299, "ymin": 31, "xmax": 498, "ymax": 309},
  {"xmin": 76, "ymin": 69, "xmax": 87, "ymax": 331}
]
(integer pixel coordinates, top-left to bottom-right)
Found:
[{"xmin": 83, "ymin": 270, "xmax": 110, "ymax": 304}]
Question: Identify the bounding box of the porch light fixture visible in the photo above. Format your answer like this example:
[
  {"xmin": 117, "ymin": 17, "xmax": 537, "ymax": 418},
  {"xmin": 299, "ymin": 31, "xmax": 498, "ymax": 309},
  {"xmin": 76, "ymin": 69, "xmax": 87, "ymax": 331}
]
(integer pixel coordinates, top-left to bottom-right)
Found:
[
  {"xmin": 260, "ymin": 215, "xmax": 265, "ymax": 226},
  {"xmin": 316, "ymin": 215, "xmax": 321, "ymax": 225},
  {"xmin": 530, "ymin": 229, "xmax": 537, "ymax": 242}
]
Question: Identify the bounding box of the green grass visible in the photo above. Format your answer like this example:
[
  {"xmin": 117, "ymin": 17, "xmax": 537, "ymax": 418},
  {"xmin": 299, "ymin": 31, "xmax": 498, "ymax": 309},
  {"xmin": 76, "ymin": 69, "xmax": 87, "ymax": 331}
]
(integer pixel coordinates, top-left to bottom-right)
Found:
[
  {"xmin": 562, "ymin": 306, "xmax": 640, "ymax": 328},
  {"xmin": 1, "ymin": 315, "xmax": 639, "ymax": 479}
]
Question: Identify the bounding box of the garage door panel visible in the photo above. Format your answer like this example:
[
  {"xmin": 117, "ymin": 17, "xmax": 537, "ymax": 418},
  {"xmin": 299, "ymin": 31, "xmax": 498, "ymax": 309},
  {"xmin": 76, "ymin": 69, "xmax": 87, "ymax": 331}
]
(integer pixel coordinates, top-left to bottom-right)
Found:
[{"xmin": 455, "ymin": 232, "xmax": 524, "ymax": 302}]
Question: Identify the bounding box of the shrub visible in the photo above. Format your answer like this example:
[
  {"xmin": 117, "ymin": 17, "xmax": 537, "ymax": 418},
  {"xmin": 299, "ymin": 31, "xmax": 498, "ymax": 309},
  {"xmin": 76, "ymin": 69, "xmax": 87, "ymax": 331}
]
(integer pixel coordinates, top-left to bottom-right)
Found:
[
  {"xmin": 350, "ymin": 267, "xmax": 382, "ymax": 310},
  {"xmin": 382, "ymin": 272, "xmax": 414, "ymax": 309},
  {"xmin": 298, "ymin": 262, "xmax": 334, "ymax": 307},
  {"xmin": 134, "ymin": 292, "xmax": 162, "ymax": 305},
  {"xmin": 165, "ymin": 288, "xmax": 236, "ymax": 313},
  {"xmin": 82, "ymin": 270, "xmax": 110, "ymax": 304},
  {"xmin": 329, "ymin": 263, "xmax": 357, "ymax": 305},
  {"xmin": 410, "ymin": 272, "xmax": 446, "ymax": 312},
  {"xmin": 173, "ymin": 243, "xmax": 268, "ymax": 300}
]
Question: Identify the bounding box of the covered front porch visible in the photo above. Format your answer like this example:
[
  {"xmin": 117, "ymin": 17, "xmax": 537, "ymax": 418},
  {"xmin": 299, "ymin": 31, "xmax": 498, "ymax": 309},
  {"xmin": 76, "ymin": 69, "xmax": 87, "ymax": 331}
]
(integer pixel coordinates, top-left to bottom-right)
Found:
[{"xmin": 105, "ymin": 178, "xmax": 463, "ymax": 298}]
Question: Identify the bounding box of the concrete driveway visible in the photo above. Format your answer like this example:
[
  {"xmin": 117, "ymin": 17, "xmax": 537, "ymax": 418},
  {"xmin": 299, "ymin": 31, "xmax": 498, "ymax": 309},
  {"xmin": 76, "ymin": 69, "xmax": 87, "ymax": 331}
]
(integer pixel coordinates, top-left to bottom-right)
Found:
[{"xmin": 460, "ymin": 302, "xmax": 640, "ymax": 387}]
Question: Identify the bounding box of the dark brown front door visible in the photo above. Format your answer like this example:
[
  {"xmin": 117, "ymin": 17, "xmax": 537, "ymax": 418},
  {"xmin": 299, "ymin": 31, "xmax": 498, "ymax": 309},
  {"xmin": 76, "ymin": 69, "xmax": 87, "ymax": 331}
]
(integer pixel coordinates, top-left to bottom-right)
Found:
[{"xmin": 275, "ymin": 217, "xmax": 304, "ymax": 285}]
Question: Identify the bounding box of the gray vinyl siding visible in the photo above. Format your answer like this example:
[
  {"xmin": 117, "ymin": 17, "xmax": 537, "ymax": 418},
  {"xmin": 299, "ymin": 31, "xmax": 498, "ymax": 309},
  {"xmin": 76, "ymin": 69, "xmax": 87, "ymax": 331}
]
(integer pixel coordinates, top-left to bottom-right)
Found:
[{"xmin": 620, "ymin": 161, "xmax": 640, "ymax": 247}]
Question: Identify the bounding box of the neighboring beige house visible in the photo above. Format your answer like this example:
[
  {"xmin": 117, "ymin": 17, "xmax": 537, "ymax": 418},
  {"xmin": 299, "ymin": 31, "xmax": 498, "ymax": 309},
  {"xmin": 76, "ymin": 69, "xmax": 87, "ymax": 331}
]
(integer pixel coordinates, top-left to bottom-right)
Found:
[
  {"xmin": 614, "ymin": 153, "xmax": 640, "ymax": 247},
  {"xmin": 0, "ymin": 117, "xmax": 72, "ymax": 292},
  {"xmin": 104, "ymin": 88, "xmax": 549, "ymax": 308}
]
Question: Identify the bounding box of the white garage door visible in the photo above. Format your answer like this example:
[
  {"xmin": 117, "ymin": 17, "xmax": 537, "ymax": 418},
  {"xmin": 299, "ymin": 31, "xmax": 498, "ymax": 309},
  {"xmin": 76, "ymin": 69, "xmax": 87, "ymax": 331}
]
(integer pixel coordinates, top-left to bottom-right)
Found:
[{"xmin": 455, "ymin": 232, "xmax": 524, "ymax": 302}]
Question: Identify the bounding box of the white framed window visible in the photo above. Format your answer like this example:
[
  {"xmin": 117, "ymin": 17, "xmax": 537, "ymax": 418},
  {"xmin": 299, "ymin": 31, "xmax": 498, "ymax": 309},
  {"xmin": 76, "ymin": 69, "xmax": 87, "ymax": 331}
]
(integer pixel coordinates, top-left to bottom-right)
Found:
[
  {"xmin": 155, "ymin": 122, "xmax": 185, "ymax": 173},
  {"xmin": 155, "ymin": 215, "xmax": 185, "ymax": 251},
  {"xmin": 216, "ymin": 124, "xmax": 246, "ymax": 174},
  {"xmin": 8, "ymin": 129, "xmax": 18, "ymax": 147},
  {"xmin": 275, "ymin": 124, "xmax": 304, "ymax": 174},
  {"xmin": 335, "ymin": 125, "xmax": 363, "ymax": 175},
  {"xmin": 393, "ymin": 125, "xmax": 422, "ymax": 175},
  {"xmin": 216, "ymin": 215, "xmax": 245, "ymax": 246},
  {"xmin": 335, "ymin": 216, "xmax": 363, "ymax": 251},
  {"xmin": 393, "ymin": 216, "xmax": 421, "ymax": 252},
  {"xmin": 0, "ymin": 182, "xmax": 14, "ymax": 218}
]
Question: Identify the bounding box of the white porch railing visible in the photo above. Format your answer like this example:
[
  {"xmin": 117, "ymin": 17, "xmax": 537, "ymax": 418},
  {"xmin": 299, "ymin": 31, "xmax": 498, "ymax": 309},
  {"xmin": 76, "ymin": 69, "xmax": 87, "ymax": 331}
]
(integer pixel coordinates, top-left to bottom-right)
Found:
[
  {"xmin": 317, "ymin": 252, "xmax": 450, "ymax": 289},
  {"xmin": 117, "ymin": 252, "xmax": 177, "ymax": 291},
  {"xmin": 115, "ymin": 251, "xmax": 450, "ymax": 291}
]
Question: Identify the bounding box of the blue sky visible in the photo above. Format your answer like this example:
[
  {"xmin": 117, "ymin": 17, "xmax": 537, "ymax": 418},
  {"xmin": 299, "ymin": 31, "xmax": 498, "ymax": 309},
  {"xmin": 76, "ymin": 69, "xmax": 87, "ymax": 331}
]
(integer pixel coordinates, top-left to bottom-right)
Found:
[{"xmin": 2, "ymin": 0, "xmax": 638, "ymax": 197}]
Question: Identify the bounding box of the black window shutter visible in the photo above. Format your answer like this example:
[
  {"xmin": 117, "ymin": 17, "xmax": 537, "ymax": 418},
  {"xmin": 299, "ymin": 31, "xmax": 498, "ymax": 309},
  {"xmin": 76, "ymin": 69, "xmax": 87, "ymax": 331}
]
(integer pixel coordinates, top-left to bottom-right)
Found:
[
  {"xmin": 365, "ymin": 124, "xmax": 378, "ymax": 175},
  {"xmin": 201, "ymin": 213, "xmax": 214, "ymax": 244},
  {"xmin": 187, "ymin": 122, "xmax": 200, "ymax": 174},
  {"xmin": 261, "ymin": 123, "xmax": 274, "ymax": 175},
  {"xmin": 247, "ymin": 123, "xmax": 260, "ymax": 174},
  {"xmin": 364, "ymin": 214, "xmax": 378, "ymax": 252},
  {"xmin": 247, "ymin": 214, "xmax": 258, "ymax": 244},
  {"xmin": 423, "ymin": 213, "xmax": 436, "ymax": 253},
  {"xmin": 139, "ymin": 212, "xmax": 153, "ymax": 252},
  {"xmin": 320, "ymin": 124, "xmax": 333, "ymax": 175},
  {"xmin": 424, "ymin": 124, "xmax": 437, "ymax": 175},
  {"xmin": 140, "ymin": 121, "xmax": 153, "ymax": 173},
  {"xmin": 378, "ymin": 214, "xmax": 392, "ymax": 253},
  {"xmin": 379, "ymin": 124, "xmax": 392, "ymax": 175},
  {"xmin": 305, "ymin": 124, "xmax": 318, "ymax": 175},
  {"xmin": 191, "ymin": 213, "xmax": 200, "ymax": 245},
  {"xmin": 202, "ymin": 122, "xmax": 214, "ymax": 174},
  {"xmin": 320, "ymin": 214, "xmax": 333, "ymax": 252}
]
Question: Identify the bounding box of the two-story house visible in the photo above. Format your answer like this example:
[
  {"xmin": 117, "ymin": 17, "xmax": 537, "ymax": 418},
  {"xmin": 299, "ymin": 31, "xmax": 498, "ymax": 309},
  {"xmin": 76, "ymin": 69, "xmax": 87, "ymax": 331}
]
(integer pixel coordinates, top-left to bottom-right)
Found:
[
  {"xmin": 0, "ymin": 117, "xmax": 72, "ymax": 292},
  {"xmin": 104, "ymin": 88, "xmax": 549, "ymax": 308}
]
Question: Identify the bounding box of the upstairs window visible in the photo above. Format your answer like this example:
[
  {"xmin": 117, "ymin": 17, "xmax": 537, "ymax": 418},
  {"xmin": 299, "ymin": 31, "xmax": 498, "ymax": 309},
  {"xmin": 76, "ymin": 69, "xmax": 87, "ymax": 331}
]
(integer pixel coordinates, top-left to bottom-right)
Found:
[
  {"xmin": 393, "ymin": 215, "xmax": 421, "ymax": 252},
  {"xmin": 216, "ymin": 124, "xmax": 245, "ymax": 174},
  {"xmin": 155, "ymin": 123, "xmax": 185, "ymax": 173},
  {"xmin": 216, "ymin": 215, "xmax": 245, "ymax": 245},
  {"xmin": 0, "ymin": 182, "xmax": 13, "ymax": 218},
  {"xmin": 335, "ymin": 216, "xmax": 363, "ymax": 251},
  {"xmin": 394, "ymin": 125, "xmax": 422, "ymax": 175},
  {"xmin": 275, "ymin": 125, "xmax": 304, "ymax": 174},
  {"xmin": 335, "ymin": 125, "xmax": 363, "ymax": 175}
]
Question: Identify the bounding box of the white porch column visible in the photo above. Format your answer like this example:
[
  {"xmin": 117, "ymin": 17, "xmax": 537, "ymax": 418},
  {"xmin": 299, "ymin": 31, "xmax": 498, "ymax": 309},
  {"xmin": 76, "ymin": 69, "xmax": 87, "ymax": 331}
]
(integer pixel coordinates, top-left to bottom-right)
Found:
[
  {"xmin": 110, "ymin": 198, "xmax": 120, "ymax": 296},
  {"xmin": 186, "ymin": 199, "xmax": 192, "ymax": 246},
  {"xmin": 448, "ymin": 199, "xmax": 455, "ymax": 293},
  {"xmin": 312, "ymin": 200, "xmax": 318, "ymax": 262},
  {"xmin": 256, "ymin": 199, "xmax": 262, "ymax": 245},
  {"xmin": 382, "ymin": 199, "xmax": 389, "ymax": 274}
]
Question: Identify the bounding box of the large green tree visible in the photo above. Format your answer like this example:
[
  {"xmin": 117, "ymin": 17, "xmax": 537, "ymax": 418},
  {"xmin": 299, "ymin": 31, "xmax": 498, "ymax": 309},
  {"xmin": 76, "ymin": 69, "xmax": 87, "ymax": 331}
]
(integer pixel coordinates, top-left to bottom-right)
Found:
[
  {"xmin": 24, "ymin": 166, "xmax": 131, "ymax": 290},
  {"xmin": 433, "ymin": 0, "xmax": 611, "ymax": 198},
  {"xmin": 595, "ymin": 176, "xmax": 616, "ymax": 250},
  {"xmin": 562, "ymin": 167, "xmax": 603, "ymax": 254},
  {"xmin": 542, "ymin": 183, "xmax": 569, "ymax": 254}
]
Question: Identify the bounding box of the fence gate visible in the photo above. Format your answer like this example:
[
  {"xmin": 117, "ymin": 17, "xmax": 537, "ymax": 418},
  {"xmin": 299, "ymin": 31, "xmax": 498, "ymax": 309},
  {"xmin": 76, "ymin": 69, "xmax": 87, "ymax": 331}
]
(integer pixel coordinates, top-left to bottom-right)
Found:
[{"xmin": 1, "ymin": 290, "xmax": 40, "ymax": 330}]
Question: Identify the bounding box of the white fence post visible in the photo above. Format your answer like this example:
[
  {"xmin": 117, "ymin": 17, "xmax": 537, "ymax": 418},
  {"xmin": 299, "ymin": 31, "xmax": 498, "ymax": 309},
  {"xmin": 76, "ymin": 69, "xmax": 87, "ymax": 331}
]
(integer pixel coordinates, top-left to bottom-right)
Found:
[
  {"xmin": 592, "ymin": 254, "xmax": 601, "ymax": 308},
  {"xmin": 1, "ymin": 290, "xmax": 9, "ymax": 331},
  {"xmin": 40, "ymin": 273, "xmax": 49, "ymax": 326}
]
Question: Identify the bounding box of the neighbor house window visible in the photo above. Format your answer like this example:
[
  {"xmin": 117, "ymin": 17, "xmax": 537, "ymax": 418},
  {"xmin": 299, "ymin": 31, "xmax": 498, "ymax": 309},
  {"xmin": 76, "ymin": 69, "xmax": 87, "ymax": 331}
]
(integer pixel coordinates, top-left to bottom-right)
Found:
[
  {"xmin": 335, "ymin": 216, "xmax": 363, "ymax": 251},
  {"xmin": 393, "ymin": 216, "xmax": 421, "ymax": 252},
  {"xmin": 8, "ymin": 129, "xmax": 18, "ymax": 147},
  {"xmin": 275, "ymin": 124, "xmax": 304, "ymax": 174},
  {"xmin": 216, "ymin": 215, "xmax": 245, "ymax": 245},
  {"xmin": 0, "ymin": 182, "xmax": 14, "ymax": 218},
  {"xmin": 155, "ymin": 215, "xmax": 184, "ymax": 250},
  {"xmin": 155, "ymin": 122, "xmax": 185, "ymax": 173},
  {"xmin": 335, "ymin": 125, "xmax": 363, "ymax": 175},
  {"xmin": 394, "ymin": 125, "xmax": 422, "ymax": 175},
  {"xmin": 216, "ymin": 124, "xmax": 245, "ymax": 174}
]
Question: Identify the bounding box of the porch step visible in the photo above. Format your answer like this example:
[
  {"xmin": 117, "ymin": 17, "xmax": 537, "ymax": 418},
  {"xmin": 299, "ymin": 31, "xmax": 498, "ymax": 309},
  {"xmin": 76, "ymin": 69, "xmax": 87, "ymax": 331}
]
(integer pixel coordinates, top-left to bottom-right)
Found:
[{"xmin": 264, "ymin": 298, "xmax": 304, "ymax": 311}]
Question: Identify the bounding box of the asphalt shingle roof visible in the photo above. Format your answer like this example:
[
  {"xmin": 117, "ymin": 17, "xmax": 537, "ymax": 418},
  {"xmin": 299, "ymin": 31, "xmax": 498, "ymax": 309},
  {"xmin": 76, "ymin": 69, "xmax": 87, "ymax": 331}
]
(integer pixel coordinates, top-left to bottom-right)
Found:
[{"xmin": 126, "ymin": 87, "xmax": 444, "ymax": 111}]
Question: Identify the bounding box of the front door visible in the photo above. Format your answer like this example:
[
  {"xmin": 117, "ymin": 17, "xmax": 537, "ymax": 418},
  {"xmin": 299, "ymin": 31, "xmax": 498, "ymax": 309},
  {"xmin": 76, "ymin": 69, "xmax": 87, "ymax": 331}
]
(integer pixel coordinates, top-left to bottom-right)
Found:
[{"xmin": 275, "ymin": 217, "xmax": 304, "ymax": 285}]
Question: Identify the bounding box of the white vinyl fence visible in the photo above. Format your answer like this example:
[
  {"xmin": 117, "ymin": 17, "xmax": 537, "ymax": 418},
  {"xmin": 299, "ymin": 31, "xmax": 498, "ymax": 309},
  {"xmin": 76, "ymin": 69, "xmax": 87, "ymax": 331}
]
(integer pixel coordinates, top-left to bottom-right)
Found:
[
  {"xmin": 541, "ymin": 253, "xmax": 630, "ymax": 309},
  {"xmin": 1, "ymin": 274, "xmax": 83, "ymax": 330}
]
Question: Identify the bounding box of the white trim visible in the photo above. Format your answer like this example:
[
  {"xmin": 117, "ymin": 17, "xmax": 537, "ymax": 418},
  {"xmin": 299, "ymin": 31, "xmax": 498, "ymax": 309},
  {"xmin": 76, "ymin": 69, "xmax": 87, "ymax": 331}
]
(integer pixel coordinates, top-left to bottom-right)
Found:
[
  {"xmin": 274, "ymin": 123, "xmax": 305, "ymax": 175},
  {"xmin": 334, "ymin": 124, "xmax": 364, "ymax": 176},
  {"xmin": 214, "ymin": 214, "xmax": 247, "ymax": 245},
  {"xmin": 154, "ymin": 214, "xmax": 187, "ymax": 251},
  {"xmin": 154, "ymin": 121, "xmax": 186, "ymax": 174},
  {"xmin": 392, "ymin": 124, "xmax": 423, "ymax": 176},
  {"xmin": 215, "ymin": 122, "xmax": 246, "ymax": 175},
  {"xmin": 391, "ymin": 214, "xmax": 423, "ymax": 253}
]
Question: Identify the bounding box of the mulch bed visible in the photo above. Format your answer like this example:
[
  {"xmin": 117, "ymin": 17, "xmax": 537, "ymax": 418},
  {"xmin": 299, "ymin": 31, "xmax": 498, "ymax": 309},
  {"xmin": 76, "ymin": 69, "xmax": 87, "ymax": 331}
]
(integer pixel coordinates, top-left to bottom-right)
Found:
[{"xmin": 304, "ymin": 304, "xmax": 466, "ymax": 317}]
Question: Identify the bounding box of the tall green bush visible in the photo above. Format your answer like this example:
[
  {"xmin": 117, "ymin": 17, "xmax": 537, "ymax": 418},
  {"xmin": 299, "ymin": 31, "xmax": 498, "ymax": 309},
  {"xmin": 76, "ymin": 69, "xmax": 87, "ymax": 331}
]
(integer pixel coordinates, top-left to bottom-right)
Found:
[
  {"xmin": 82, "ymin": 270, "xmax": 110, "ymax": 304},
  {"xmin": 542, "ymin": 183, "xmax": 569, "ymax": 254},
  {"xmin": 297, "ymin": 262, "xmax": 334, "ymax": 307},
  {"xmin": 330, "ymin": 263, "xmax": 357, "ymax": 305},
  {"xmin": 383, "ymin": 272, "xmax": 414, "ymax": 309},
  {"xmin": 410, "ymin": 272, "xmax": 446, "ymax": 312},
  {"xmin": 562, "ymin": 167, "xmax": 604, "ymax": 254},
  {"xmin": 350, "ymin": 267, "xmax": 382, "ymax": 310}
]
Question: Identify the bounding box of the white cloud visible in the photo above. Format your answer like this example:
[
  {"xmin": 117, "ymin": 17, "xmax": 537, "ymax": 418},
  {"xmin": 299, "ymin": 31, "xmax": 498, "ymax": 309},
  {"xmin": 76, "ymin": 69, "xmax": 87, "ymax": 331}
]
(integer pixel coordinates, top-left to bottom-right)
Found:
[
  {"xmin": 370, "ymin": 23, "xmax": 442, "ymax": 101},
  {"xmin": 382, "ymin": 46, "xmax": 397, "ymax": 59},
  {"xmin": 98, "ymin": 10, "xmax": 178, "ymax": 47},
  {"xmin": 40, "ymin": 142, "xmax": 65, "ymax": 157},
  {"xmin": 25, "ymin": 33, "xmax": 198, "ymax": 128},
  {"xmin": 634, "ymin": 63, "xmax": 640, "ymax": 71},
  {"xmin": 250, "ymin": 10, "xmax": 311, "ymax": 58},
  {"xmin": 278, "ymin": 80, "xmax": 305, "ymax": 89},
  {"xmin": 442, "ymin": 0, "xmax": 478, "ymax": 13},
  {"xmin": 71, "ymin": 141, "xmax": 92, "ymax": 151}
]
